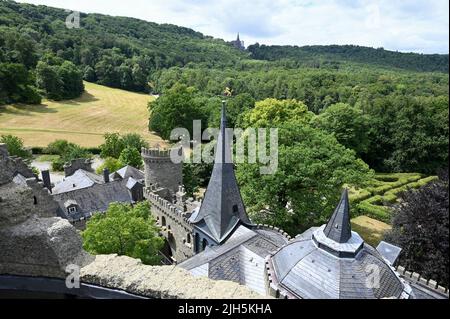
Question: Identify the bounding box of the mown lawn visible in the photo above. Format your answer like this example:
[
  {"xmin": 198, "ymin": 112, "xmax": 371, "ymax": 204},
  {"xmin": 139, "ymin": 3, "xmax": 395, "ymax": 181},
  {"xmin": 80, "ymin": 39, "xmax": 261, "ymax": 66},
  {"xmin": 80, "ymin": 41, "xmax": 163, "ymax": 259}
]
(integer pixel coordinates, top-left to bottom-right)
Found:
[{"xmin": 0, "ymin": 81, "xmax": 166, "ymax": 148}]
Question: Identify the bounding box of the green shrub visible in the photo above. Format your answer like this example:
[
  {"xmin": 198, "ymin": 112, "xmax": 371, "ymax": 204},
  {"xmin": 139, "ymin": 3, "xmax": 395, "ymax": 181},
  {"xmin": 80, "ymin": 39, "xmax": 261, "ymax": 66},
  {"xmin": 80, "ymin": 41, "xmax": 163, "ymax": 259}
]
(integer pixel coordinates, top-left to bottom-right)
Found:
[
  {"xmin": 45, "ymin": 139, "xmax": 74, "ymax": 155},
  {"xmin": 96, "ymin": 157, "xmax": 124, "ymax": 174},
  {"xmin": 355, "ymin": 198, "xmax": 390, "ymax": 223},
  {"xmin": 0, "ymin": 135, "xmax": 32, "ymax": 160},
  {"xmin": 349, "ymin": 189, "xmax": 372, "ymax": 203}
]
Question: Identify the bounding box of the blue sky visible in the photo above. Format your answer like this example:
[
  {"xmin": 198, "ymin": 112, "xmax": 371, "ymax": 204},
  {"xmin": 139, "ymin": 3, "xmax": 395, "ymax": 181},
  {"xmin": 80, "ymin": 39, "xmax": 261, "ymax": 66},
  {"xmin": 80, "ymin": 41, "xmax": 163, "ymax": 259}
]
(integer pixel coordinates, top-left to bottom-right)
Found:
[{"xmin": 16, "ymin": 0, "xmax": 449, "ymax": 54}]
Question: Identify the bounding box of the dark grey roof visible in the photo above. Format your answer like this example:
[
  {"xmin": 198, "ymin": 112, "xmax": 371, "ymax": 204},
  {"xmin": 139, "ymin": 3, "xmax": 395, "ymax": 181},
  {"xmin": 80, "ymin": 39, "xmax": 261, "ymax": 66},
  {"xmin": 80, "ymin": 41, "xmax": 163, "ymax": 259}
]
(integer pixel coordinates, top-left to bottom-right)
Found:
[
  {"xmin": 323, "ymin": 189, "xmax": 351, "ymax": 243},
  {"xmin": 266, "ymin": 193, "xmax": 412, "ymax": 299},
  {"xmin": 269, "ymin": 233, "xmax": 409, "ymax": 299},
  {"xmin": 179, "ymin": 225, "xmax": 289, "ymax": 295},
  {"xmin": 192, "ymin": 102, "xmax": 250, "ymax": 244},
  {"xmin": 376, "ymin": 241, "xmax": 402, "ymax": 266},
  {"xmin": 51, "ymin": 168, "xmax": 143, "ymax": 221},
  {"xmin": 111, "ymin": 166, "xmax": 144, "ymax": 181}
]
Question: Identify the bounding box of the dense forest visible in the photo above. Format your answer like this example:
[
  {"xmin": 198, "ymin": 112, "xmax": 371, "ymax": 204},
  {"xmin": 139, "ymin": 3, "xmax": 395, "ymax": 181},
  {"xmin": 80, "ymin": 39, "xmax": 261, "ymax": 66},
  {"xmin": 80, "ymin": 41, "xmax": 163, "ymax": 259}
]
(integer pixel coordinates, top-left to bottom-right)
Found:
[
  {"xmin": 248, "ymin": 43, "xmax": 449, "ymax": 73},
  {"xmin": 0, "ymin": 0, "xmax": 448, "ymax": 174}
]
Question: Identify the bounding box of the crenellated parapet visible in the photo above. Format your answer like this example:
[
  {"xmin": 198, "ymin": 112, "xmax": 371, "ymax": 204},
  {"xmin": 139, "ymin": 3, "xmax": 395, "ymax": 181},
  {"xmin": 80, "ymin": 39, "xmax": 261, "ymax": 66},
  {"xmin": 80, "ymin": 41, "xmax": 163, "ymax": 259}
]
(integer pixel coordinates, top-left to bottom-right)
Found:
[
  {"xmin": 254, "ymin": 224, "xmax": 291, "ymax": 241},
  {"xmin": 141, "ymin": 147, "xmax": 183, "ymax": 195},
  {"xmin": 141, "ymin": 148, "xmax": 173, "ymax": 161},
  {"xmin": 395, "ymin": 265, "xmax": 449, "ymax": 297},
  {"xmin": 148, "ymin": 192, "xmax": 193, "ymax": 228}
]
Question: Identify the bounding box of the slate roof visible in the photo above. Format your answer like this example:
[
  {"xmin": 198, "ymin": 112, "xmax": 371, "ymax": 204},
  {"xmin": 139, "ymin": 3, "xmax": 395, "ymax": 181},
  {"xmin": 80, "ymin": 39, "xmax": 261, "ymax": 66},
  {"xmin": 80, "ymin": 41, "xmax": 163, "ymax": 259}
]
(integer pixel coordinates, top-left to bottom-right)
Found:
[
  {"xmin": 111, "ymin": 165, "xmax": 144, "ymax": 181},
  {"xmin": 266, "ymin": 189, "xmax": 411, "ymax": 299},
  {"xmin": 51, "ymin": 166, "xmax": 143, "ymax": 221},
  {"xmin": 192, "ymin": 103, "xmax": 251, "ymax": 244},
  {"xmin": 269, "ymin": 234, "xmax": 408, "ymax": 298},
  {"xmin": 52, "ymin": 169, "xmax": 104, "ymax": 194},
  {"xmin": 376, "ymin": 241, "xmax": 402, "ymax": 266},
  {"xmin": 179, "ymin": 225, "xmax": 289, "ymax": 295},
  {"xmin": 323, "ymin": 189, "xmax": 351, "ymax": 243}
]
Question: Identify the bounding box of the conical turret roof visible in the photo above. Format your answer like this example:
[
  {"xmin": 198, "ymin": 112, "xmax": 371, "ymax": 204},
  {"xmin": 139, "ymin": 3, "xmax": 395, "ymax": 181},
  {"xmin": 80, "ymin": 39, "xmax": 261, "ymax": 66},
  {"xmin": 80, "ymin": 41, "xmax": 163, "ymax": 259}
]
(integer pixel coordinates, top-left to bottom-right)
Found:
[{"xmin": 192, "ymin": 101, "xmax": 250, "ymax": 243}]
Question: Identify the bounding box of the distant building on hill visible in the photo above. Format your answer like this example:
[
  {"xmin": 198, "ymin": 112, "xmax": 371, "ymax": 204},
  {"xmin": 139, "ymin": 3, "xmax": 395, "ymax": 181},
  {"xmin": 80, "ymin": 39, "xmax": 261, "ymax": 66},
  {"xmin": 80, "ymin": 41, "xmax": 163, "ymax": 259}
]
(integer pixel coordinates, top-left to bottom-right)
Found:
[{"xmin": 230, "ymin": 33, "xmax": 245, "ymax": 50}]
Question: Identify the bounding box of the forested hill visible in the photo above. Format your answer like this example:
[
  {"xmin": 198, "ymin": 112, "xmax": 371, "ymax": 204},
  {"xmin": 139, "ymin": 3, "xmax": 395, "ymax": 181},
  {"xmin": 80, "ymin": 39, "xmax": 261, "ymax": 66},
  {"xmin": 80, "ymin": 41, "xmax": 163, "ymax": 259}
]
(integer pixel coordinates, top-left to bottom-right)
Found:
[
  {"xmin": 0, "ymin": 0, "xmax": 247, "ymax": 87},
  {"xmin": 248, "ymin": 44, "xmax": 449, "ymax": 73},
  {"xmin": 0, "ymin": 0, "xmax": 448, "ymax": 105}
]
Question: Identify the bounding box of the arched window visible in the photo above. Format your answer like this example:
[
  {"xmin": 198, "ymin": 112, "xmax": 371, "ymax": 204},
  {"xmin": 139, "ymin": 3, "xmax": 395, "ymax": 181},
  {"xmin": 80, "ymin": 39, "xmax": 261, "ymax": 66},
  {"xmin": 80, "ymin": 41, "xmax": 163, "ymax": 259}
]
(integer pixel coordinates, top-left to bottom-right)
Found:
[
  {"xmin": 161, "ymin": 216, "xmax": 166, "ymax": 227},
  {"xmin": 202, "ymin": 238, "xmax": 208, "ymax": 250},
  {"xmin": 195, "ymin": 233, "xmax": 200, "ymax": 252},
  {"xmin": 187, "ymin": 233, "xmax": 192, "ymax": 244},
  {"xmin": 33, "ymin": 196, "xmax": 37, "ymax": 205}
]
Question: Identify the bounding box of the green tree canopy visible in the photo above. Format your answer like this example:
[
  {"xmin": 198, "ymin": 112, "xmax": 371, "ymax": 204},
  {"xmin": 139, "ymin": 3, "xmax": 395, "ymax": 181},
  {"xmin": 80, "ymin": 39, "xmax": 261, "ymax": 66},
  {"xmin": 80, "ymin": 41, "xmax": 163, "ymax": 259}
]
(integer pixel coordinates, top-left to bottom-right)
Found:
[
  {"xmin": 148, "ymin": 83, "xmax": 208, "ymax": 140},
  {"xmin": 95, "ymin": 157, "xmax": 124, "ymax": 174},
  {"xmin": 314, "ymin": 103, "xmax": 370, "ymax": 157},
  {"xmin": 236, "ymin": 100, "xmax": 373, "ymax": 235},
  {"xmin": 82, "ymin": 202, "xmax": 164, "ymax": 265},
  {"xmin": 100, "ymin": 132, "xmax": 148, "ymax": 159},
  {"xmin": 239, "ymin": 98, "xmax": 313, "ymax": 128},
  {"xmin": 119, "ymin": 147, "xmax": 143, "ymax": 168},
  {"xmin": 0, "ymin": 134, "xmax": 31, "ymax": 160}
]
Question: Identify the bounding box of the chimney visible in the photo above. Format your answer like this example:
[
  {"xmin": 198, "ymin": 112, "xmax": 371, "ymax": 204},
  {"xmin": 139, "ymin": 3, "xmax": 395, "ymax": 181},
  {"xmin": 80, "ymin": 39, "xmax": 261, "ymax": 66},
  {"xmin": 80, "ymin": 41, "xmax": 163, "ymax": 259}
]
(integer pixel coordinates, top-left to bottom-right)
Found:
[
  {"xmin": 41, "ymin": 170, "xmax": 52, "ymax": 193},
  {"xmin": 103, "ymin": 168, "xmax": 110, "ymax": 183}
]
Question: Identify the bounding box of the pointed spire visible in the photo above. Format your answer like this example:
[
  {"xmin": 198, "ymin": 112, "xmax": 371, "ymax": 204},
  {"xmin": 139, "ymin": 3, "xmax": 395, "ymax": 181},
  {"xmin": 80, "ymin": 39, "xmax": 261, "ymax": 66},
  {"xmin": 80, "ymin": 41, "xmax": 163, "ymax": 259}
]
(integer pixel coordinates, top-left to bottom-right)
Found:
[
  {"xmin": 192, "ymin": 101, "xmax": 250, "ymax": 244},
  {"xmin": 323, "ymin": 189, "xmax": 352, "ymax": 243},
  {"xmin": 237, "ymin": 32, "xmax": 240, "ymax": 41}
]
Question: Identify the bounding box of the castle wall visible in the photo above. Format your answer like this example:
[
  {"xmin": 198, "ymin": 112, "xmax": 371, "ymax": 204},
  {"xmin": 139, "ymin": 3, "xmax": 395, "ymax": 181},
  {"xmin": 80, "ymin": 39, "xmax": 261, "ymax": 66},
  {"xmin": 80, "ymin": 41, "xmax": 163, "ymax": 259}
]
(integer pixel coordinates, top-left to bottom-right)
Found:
[{"xmin": 147, "ymin": 190, "xmax": 195, "ymax": 263}]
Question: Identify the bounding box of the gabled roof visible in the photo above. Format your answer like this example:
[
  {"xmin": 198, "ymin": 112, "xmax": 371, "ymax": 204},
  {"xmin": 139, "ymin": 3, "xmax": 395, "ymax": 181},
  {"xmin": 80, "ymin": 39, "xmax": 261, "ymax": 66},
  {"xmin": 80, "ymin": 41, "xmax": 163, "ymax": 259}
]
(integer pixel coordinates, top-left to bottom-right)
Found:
[
  {"xmin": 52, "ymin": 169, "xmax": 104, "ymax": 194},
  {"xmin": 192, "ymin": 102, "xmax": 251, "ymax": 244},
  {"xmin": 111, "ymin": 165, "xmax": 144, "ymax": 181},
  {"xmin": 323, "ymin": 188, "xmax": 352, "ymax": 243}
]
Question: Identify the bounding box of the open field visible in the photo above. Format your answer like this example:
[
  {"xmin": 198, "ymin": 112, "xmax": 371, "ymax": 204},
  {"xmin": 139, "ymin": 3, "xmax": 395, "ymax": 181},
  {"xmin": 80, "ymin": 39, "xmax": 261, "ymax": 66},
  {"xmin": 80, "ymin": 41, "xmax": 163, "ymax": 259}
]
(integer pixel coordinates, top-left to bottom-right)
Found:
[{"xmin": 0, "ymin": 82, "xmax": 166, "ymax": 148}]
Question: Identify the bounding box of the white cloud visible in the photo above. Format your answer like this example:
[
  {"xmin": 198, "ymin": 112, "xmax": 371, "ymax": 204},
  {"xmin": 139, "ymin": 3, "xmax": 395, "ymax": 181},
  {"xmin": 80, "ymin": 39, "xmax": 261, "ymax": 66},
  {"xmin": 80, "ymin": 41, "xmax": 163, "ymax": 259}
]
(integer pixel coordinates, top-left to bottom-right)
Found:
[{"xmin": 15, "ymin": 0, "xmax": 449, "ymax": 53}]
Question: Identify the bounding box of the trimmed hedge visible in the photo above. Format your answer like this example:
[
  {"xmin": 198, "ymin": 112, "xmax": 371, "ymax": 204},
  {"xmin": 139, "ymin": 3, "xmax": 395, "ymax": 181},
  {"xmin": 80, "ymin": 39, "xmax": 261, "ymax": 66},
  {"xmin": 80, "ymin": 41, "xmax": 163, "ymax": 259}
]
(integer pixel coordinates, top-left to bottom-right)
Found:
[
  {"xmin": 352, "ymin": 173, "xmax": 437, "ymax": 223},
  {"xmin": 349, "ymin": 189, "xmax": 372, "ymax": 203},
  {"xmin": 355, "ymin": 196, "xmax": 390, "ymax": 223}
]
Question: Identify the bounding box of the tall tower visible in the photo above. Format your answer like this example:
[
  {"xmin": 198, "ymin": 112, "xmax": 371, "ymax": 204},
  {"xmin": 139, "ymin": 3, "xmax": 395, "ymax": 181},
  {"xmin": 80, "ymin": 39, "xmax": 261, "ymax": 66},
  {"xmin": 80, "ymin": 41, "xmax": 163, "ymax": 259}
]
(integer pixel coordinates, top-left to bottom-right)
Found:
[
  {"xmin": 191, "ymin": 101, "xmax": 251, "ymax": 249},
  {"xmin": 141, "ymin": 148, "xmax": 183, "ymax": 198},
  {"xmin": 231, "ymin": 33, "xmax": 245, "ymax": 50}
]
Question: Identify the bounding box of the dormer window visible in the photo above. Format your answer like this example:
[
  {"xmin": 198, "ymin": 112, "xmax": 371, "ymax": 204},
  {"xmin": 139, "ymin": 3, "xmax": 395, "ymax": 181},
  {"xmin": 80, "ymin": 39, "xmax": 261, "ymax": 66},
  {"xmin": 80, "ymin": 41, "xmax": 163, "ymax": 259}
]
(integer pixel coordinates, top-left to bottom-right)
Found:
[{"xmin": 64, "ymin": 200, "xmax": 79, "ymax": 215}]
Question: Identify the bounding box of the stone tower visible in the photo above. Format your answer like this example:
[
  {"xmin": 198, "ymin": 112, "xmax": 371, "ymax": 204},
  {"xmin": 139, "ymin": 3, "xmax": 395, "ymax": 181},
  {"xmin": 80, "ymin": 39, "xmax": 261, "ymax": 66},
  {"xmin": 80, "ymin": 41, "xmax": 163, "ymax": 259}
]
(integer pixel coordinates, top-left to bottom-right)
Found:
[{"xmin": 141, "ymin": 148, "xmax": 183, "ymax": 198}]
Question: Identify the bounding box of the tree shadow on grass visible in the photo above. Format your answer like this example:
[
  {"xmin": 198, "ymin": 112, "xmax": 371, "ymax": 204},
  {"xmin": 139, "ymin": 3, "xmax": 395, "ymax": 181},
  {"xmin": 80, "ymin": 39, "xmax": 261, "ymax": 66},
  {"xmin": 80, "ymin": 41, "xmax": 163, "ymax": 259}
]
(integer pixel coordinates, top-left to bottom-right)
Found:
[
  {"xmin": 0, "ymin": 103, "xmax": 57, "ymax": 116},
  {"xmin": 56, "ymin": 91, "xmax": 99, "ymax": 105}
]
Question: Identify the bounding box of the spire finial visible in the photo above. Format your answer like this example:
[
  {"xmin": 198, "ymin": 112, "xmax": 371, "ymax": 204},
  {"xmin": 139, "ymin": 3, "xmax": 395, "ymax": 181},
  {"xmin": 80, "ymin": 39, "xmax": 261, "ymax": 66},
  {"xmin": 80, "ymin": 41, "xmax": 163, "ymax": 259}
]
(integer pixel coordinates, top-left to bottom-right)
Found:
[{"xmin": 323, "ymin": 188, "xmax": 352, "ymax": 243}]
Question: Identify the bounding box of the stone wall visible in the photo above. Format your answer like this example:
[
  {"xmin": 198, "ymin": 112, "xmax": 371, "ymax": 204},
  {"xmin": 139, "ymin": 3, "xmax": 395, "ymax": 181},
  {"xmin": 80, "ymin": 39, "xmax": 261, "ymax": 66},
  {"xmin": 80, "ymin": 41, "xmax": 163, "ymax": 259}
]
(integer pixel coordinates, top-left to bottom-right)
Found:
[
  {"xmin": 147, "ymin": 190, "xmax": 195, "ymax": 263},
  {"xmin": 142, "ymin": 148, "xmax": 182, "ymax": 196},
  {"xmin": 0, "ymin": 147, "xmax": 260, "ymax": 299}
]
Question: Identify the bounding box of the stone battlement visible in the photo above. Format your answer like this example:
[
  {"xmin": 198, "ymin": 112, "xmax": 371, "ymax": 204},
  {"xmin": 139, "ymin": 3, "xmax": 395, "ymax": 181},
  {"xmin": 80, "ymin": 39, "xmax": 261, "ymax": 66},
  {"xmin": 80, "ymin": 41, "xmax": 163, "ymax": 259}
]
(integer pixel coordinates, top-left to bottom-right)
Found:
[
  {"xmin": 395, "ymin": 265, "xmax": 449, "ymax": 296},
  {"xmin": 254, "ymin": 224, "xmax": 291, "ymax": 241},
  {"xmin": 141, "ymin": 147, "xmax": 172, "ymax": 158},
  {"xmin": 147, "ymin": 191, "xmax": 193, "ymax": 227}
]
